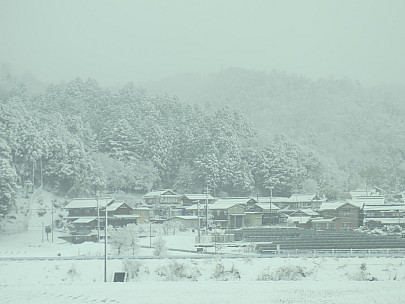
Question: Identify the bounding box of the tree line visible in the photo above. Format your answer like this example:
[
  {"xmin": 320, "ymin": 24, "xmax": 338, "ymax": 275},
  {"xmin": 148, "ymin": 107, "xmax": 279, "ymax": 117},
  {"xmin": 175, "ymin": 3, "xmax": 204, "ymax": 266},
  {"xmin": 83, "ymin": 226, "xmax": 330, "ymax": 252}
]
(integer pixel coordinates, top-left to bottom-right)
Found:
[{"xmin": 0, "ymin": 74, "xmax": 392, "ymax": 217}]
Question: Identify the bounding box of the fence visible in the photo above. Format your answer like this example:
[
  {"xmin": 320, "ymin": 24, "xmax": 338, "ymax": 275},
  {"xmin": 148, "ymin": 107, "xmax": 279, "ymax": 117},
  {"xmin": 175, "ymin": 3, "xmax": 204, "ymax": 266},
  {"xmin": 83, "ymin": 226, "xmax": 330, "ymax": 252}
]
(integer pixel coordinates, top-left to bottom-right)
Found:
[{"xmin": 259, "ymin": 248, "xmax": 405, "ymax": 257}]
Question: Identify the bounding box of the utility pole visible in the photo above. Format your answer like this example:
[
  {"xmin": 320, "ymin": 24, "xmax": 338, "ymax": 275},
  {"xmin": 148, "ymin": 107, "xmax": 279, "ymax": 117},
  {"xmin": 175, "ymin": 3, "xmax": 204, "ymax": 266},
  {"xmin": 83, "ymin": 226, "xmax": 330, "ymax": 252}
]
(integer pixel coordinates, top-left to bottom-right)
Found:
[
  {"xmin": 269, "ymin": 186, "xmax": 274, "ymax": 226},
  {"xmin": 97, "ymin": 194, "xmax": 100, "ymax": 242},
  {"xmin": 40, "ymin": 157, "xmax": 43, "ymax": 187},
  {"xmin": 104, "ymin": 198, "xmax": 108, "ymax": 282},
  {"xmin": 149, "ymin": 221, "xmax": 152, "ymax": 248},
  {"xmin": 51, "ymin": 201, "xmax": 54, "ymax": 243},
  {"xmin": 197, "ymin": 200, "xmax": 201, "ymax": 243},
  {"xmin": 205, "ymin": 186, "xmax": 209, "ymax": 229}
]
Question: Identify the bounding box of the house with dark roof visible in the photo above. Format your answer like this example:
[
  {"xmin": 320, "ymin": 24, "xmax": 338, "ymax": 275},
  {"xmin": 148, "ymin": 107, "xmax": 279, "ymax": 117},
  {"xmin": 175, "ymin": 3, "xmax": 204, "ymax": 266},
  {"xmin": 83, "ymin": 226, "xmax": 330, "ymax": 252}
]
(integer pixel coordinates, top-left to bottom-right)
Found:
[
  {"xmin": 316, "ymin": 201, "xmax": 362, "ymax": 230},
  {"xmin": 62, "ymin": 197, "xmax": 138, "ymax": 243},
  {"xmin": 143, "ymin": 189, "xmax": 181, "ymax": 205},
  {"xmin": 363, "ymin": 205, "xmax": 405, "ymax": 228},
  {"xmin": 209, "ymin": 198, "xmax": 258, "ymax": 228},
  {"xmin": 180, "ymin": 194, "xmax": 216, "ymax": 206},
  {"xmin": 272, "ymin": 193, "xmax": 325, "ymax": 210}
]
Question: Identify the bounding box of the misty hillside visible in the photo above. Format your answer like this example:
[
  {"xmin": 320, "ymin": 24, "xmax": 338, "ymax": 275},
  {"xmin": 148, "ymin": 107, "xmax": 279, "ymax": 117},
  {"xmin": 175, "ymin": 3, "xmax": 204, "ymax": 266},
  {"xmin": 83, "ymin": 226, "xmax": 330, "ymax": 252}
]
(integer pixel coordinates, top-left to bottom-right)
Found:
[
  {"xmin": 1, "ymin": 68, "xmax": 405, "ymax": 218},
  {"xmin": 143, "ymin": 68, "xmax": 405, "ymax": 192}
]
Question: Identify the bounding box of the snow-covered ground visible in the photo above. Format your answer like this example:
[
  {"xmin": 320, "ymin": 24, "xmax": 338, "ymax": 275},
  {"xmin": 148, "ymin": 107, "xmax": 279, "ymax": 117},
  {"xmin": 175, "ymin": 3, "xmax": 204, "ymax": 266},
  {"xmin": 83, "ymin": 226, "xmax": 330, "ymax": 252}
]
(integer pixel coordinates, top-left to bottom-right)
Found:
[{"xmin": 1, "ymin": 191, "xmax": 405, "ymax": 303}]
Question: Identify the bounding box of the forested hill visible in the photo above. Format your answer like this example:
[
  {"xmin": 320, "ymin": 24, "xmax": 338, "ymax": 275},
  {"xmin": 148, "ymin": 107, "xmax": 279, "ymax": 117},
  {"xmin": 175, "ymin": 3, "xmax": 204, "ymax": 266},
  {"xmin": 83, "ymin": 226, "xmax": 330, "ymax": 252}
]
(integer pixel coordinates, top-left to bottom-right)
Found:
[
  {"xmin": 0, "ymin": 70, "xmax": 404, "ymax": 217},
  {"xmin": 143, "ymin": 68, "xmax": 405, "ymax": 193}
]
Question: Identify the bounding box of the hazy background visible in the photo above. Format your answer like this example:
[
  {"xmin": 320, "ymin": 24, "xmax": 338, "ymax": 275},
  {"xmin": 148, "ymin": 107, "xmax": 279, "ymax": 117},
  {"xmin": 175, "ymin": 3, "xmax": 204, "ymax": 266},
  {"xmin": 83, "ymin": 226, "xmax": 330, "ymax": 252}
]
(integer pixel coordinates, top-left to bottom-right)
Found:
[{"xmin": 1, "ymin": 0, "xmax": 405, "ymax": 86}]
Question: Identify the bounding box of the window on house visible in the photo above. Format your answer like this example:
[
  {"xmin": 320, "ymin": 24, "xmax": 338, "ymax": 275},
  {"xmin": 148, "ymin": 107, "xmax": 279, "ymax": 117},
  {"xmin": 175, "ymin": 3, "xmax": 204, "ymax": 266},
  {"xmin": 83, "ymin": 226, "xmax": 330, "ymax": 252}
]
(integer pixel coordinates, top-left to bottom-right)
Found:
[{"xmin": 343, "ymin": 222, "xmax": 351, "ymax": 230}]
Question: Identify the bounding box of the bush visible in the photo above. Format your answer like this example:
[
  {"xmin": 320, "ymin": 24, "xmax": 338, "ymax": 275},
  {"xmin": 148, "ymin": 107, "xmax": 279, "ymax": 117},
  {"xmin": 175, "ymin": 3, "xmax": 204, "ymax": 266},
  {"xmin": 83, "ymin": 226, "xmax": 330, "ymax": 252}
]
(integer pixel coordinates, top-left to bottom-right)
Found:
[
  {"xmin": 153, "ymin": 234, "xmax": 166, "ymax": 256},
  {"xmin": 211, "ymin": 262, "xmax": 241, "ymax": 281},
  {"xmin": 155, "ymin": 261, "xmax": 201, "ymax": 281},
  {"xmin": 347, "ymin": 263, "xmax": 377, "ymax": 281},
  {"xmin": 123, "ymin": 259, "xmax": 141, "ymax": 281},
  {"xmin": 258, "ymin": 266, "xmax": 311, "ymax": 281}
]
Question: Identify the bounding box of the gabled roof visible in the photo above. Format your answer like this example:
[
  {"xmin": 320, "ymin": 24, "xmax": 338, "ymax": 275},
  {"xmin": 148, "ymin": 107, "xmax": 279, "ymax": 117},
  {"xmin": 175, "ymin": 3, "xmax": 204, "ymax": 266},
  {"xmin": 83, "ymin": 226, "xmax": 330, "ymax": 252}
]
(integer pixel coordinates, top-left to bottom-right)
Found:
[
  {"xmin": 169, "ymin": 216, "xmax": 199, "ymax": 220},
  {"xmin": 209, "ymin": 202, "xmax": 246, "ymax": 210},
  {"xmin": 290, "ymin": 209, "xmax": 319, "ymax": 216},
  {"xmin": 113, "ymin": 214, "xmax": 139, "ymax": 219},
  {"xmin": 288, "ymin": 193, "xmax": 323, "ymax": 203},
  {"xmin": 256, "ymin": 196, "xmax": 290, "ymax": 203},
  {"xmin": 364, "ymin": 205, "xmax": 405, "ymax": 212},
  {"xmin": 208, "ymin": 197, "xmax": 257, "ymax": 211},
  {"xmin": 65, "ymin": 197, "xmax": 114, "ymax": 209},
  {"xmin": 181, "ymin": 194, "xmax": 215, "ymax": 201},
  {"xmin": 311, "ymin": 217, "xmax": 337, "ymax": 223},
  {"xmin": 72, "ymin": 217, "xmax": 97, "ymax": 224},
  {"xmin": 319, "ymin": 201, "xmax": 360, "ymax": 211},
  {"xmin": 107, "ymin": 201, "xmax": 133, "ymax": 211},
  {"xmin": 350, "ymin": 196, "xmax": 385, "ymax": 206},
  {"xmin": 215, "ymin": 197, "xmax": 257, "ymax": 205},
  {"xmin": 255, "ymin": 203, "xmax": 280, "ymax": 211},
  {"xmin": 144, "ymin": 189, "xmax": 179, "ymax": 198}
]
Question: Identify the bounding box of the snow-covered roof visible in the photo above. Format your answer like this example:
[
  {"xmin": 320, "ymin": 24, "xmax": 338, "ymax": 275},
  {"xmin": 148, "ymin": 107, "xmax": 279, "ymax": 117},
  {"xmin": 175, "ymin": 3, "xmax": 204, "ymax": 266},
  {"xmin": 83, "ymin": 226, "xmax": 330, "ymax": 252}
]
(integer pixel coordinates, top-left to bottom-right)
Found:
[
  {"xmin": 134, "ymin": 207, "xmax": 151, "ymax": 210},
  {"xmin": 311, "ymin": 217, "xmax": 337, "ymax": 223},
  {"xmin": 181, "ymin": 194, "xmax": 215, "ymax": 201},
  {"xmin": 291, "ymin": 209, "xmax": 319, "ymax": 216},
  {"xmin": 210, "ymin": 202, "xmax": 246, "ymax": 210},
  {"xmin": 256, "ymin": 196, "xmax": 290, "ymax": 203},
  {"xmin": 107, "ymin": 201, "xmax": 133, "ymax": 211},
  {"xmin": 214, "ymin": 198, "xmax": 256, "ymax": 205},
  {"xmin": 364, "ymin": 205, "xmax": 405, "ymax": 212},
  {"xmin": 113, "ymin": 214, "xmax": 139, "ymax": 219},
  {"xmin": 169, "ymin": 216, "xmax": 199, "ymax": 220},
  {"xmin": 64, "ymin": 197, "xmax": 114, "ymax": 209},
  {"xmin": 288, "ymin": 193, "xmax": 322, "ymax": 203},
  {"xmin": 319, "ymin": 202, "xmax": 360, "ymax": 211},
  {"xmin": 351, "ymin": 196, "xmax": 385, "ymax": 206},
  {"xmin": 255, "ymin": 203, "xmax": 280, "ymax": 210},
  {"xmin": 144, "ymin": 189, "xmax": 179, "ymax": 198},
  {"xmin": 73, "ymin": 217, "xmax": 97, "ymax": 224}
]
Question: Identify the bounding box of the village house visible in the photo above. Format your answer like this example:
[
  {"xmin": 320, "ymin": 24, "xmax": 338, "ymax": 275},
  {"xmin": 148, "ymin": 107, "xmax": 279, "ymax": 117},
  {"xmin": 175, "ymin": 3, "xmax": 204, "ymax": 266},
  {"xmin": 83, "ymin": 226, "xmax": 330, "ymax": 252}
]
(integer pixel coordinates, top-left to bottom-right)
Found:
[
  {"xmin": 209, "ymin": 198, "xmax": 257, "ymax": 228},
  {"xmin": 62, "ymin": 197, "xmax": 138, "ymax": 243},
  {"xmin": 286, "ymin": 209, "xmax": 319, "ymax": 229},
  {"xmin": 143, "ymin": 189, "xmax": 182, "ymax": 220},
  {"xmin": 251, "ymin": 198, "xmax": 280, "ymax": 225},
  {"xmin": 274, "ymin": 193, "xmax": 325, "ymax": 210},
  {"xmin": 143, "ymin": 189, "xmax": 181, "ymax": 205},
  {"xmin": 315, "ymin": 201, "xmax": 363, "ymax": 230},
  {"xmin": 363, "ymin": 205, "xmax": 405, "ymax": 228},
  {"xmin": 180, "ymin": 194, "xmax": 216, "ymax": 206},
  {"xmin": 133, "ymin": 206, "xmax": 151, "ymax": 224}
]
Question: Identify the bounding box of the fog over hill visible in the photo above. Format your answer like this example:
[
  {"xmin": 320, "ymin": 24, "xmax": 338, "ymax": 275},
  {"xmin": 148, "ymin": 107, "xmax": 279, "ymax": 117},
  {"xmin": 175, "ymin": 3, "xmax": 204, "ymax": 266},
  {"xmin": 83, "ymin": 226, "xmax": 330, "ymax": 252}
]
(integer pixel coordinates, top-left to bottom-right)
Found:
[{"xmin": 142, "ymin": 67, "xmax": 405, "ymax": 192}]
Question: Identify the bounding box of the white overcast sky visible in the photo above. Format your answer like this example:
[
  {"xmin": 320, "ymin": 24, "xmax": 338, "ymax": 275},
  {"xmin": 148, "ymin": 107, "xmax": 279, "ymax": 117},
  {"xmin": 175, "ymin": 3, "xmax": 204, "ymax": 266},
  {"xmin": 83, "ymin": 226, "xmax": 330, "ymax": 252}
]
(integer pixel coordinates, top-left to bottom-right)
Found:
[{"xmin": 1, "ymin": 0, "xmax": 404, "ymax": 86}]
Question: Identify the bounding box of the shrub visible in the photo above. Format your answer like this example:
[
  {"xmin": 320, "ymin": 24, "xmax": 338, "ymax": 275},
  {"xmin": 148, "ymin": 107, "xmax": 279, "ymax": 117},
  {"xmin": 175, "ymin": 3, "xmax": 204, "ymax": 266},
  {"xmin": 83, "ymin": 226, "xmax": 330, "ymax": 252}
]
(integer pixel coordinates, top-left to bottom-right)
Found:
[
  {"xmin": 123, "ymin": 259, "xmax": 141, "ymax": 281},
  {"xmin": 153, "ymin": 234, "xmax": 166, "ymax": 256},
  {"xmin": 258, "ymin": 266, "xmax": 311, "ymax": 281},
  {"xmin": 211, "ymin": 262, "xmax": 241, "ymax": 281},
  {"xmin": 155, "ymin": 261, "xmax": 201, "ymax": 281}
]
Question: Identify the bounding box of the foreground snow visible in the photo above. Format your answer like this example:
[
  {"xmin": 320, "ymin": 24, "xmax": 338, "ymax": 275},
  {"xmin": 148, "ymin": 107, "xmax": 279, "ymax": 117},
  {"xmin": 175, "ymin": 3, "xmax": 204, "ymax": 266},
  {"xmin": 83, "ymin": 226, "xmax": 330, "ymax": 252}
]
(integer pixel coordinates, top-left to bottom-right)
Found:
[{"xmin": 2, "ymin": 281, "xmax": 405, "ymax": 304}]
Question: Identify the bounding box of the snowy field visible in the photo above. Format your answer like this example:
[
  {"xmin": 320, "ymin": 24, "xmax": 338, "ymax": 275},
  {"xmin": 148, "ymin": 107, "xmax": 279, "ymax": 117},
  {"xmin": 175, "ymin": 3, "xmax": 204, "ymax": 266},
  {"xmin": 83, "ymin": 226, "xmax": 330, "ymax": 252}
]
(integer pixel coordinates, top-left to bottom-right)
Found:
[{"xmin": 2, "ymin": 281, "xmax": 405, "ymax": 304}]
